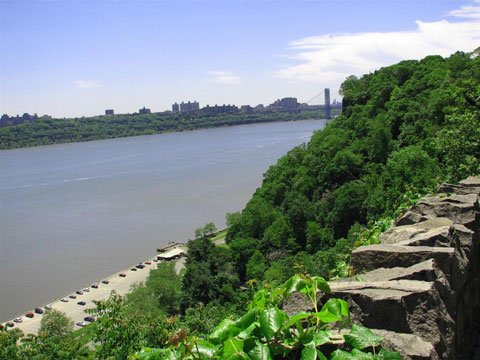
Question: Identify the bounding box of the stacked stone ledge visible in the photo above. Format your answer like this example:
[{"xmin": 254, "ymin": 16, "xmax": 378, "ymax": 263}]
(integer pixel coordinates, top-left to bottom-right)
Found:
[{"xmin": 282, "ymin": 177, "xmax": 480, "ymax": 359}]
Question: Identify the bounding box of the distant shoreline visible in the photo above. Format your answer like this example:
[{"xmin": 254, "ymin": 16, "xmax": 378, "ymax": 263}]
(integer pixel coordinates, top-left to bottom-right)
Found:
[{"xmin": 0, "ymin": 110, "xmax": 338, "ymax": 150}]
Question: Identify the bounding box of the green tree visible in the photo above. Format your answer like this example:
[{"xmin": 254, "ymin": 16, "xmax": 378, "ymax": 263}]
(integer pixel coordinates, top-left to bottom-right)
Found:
[{"xmin": 39, "ymin": 309, "xmax": 74, "ymax": 338}]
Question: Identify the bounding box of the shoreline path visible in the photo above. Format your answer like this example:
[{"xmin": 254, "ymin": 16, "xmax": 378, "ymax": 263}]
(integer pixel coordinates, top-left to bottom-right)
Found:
[{"xmin": 4, "ymin": 245, "xmax": 186, "ymax": 335}]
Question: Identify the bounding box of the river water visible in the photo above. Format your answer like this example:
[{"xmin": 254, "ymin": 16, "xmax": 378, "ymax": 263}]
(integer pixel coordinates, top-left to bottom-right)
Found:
[{"xmin": 0, "ymin": 119, "xmax": 326, "ymax": 321}]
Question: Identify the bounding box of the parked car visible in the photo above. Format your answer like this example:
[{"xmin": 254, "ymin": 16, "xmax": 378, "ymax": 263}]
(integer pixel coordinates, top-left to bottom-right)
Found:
[
  {"xmin": 6, "ymin": 322, "xmax": 14, "ymax": 328},
  {"xmin": 84, "ymin": 316, "xmax": 95, "ymax": 322},
  {"xmin": 135, "ymin": 264, "xmax": 145, "ymax": 269},
  {"xmin": 152, "ymin": 258, "xmax": 158, "ymax": 262},
  {"xmin": 34, "ymin": 307, "xmax": 44, "ymax": 314},
  {"xmin": 91, "ymin": 283, "xmax": 99, "ymax": 289},
  {"xmin": 76, "ymin": 321, "xmax": 88, "ymax": 327},
  {"xmin": 102, "ymin": 280, "xmax": 109, "ymax": 284},
  {"xmin": 13, "ymin": 317, "xmax": 23, "ymax": 323},
  {"xmin": 82, "ymin": 288, "xmax": 90, "ymax": 292},
  {"xmin": 0, "ymin": 324, "xmax": 4, "ymax": 330},
  {"xmin": 45, "ymin": 305, "xmax": 52, "ymax": 310},
  {"xmin": 77, "ymin": 301, "xmax": 86, "ymax": 306},
  {"xmin": 145, "ymin": 261, "xmax": 152, "ymax": 265},
  {"xmin": 76, "ymin": 290, "xmax": 83, "ymax": 295},
  {"xmin": 25, "ymin": 312, "xmax": 34, "ymax": 318},
  {"xmin": 119, "ymin": 273, "xmax": 126, "ymax": 277},
  {"xmin": 61, "ymin": 297, "xmax": 69, "ymax": 302},
  {"xmin": 130, "ymin": 268, "xmax": 137, "ymax": 271},
  {"xmin": 69, "ymin": 294, "xmax": 77, "ymax": 299}
]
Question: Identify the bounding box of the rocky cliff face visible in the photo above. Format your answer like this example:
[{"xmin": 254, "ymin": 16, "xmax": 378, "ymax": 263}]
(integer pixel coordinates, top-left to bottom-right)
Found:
[{"xmin": 284, "ymin": 177, "xmax": 480, "ymax": 359}]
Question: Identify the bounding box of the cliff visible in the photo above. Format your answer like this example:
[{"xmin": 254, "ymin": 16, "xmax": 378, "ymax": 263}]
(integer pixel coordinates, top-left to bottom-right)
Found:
[{"xmin": 284, "ymin": 177, "xmax": 480, "ymax": 359}]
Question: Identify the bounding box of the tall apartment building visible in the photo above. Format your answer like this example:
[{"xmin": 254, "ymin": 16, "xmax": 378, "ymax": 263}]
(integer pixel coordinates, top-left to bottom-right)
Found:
[
  {"xmin": 179, "ymin": 101, "xmax": 200, "ymax": 112},
  {"xmin": 172, "ymin": 103, "xmax": 180, "ymax": 112},
  {"xmin": 105, "ymin": 109, "xmax": 114, "ymax": 115}
]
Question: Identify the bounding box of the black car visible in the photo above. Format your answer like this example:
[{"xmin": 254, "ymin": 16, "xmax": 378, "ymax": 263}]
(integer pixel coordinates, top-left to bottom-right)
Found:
[
  {"xmin": 135, "ymin": 264, "xmax": 145, "ymax": 269},
  {"xmin": 76, "ymin": 290, "xmax": 84, "ymax": 295},
  {"xmin": 130, "ymin": 268, "xmax": 137, "ymax": 271},
  {"xmin": 102, "ymin": 280, "xmax": 109, "ymax": 284},
  {"xmin": 91, "ymin": 283, "xmax": 99, "ymax": 289},
  {"xmin": 34, "ymin": 307, "xmax": 44, "ymax": 314},
  {"xmin": 77, "ymin": 301, "xmax": 86, "ymax": 306},
  {"xmin": 84, "ymin": 316, "xmax": 95, "ymax": 322},
  {"xmin": 119, "ymin": 273, "xmax": 126, "ymax": 277},
  {"xmin": 6, "ymin": 322, "xmax": 14, "ymax": 328}
]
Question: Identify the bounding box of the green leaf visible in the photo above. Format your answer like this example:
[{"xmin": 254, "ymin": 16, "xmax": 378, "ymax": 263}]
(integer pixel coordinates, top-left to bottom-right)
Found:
[
  {"xmin": 312, "ymin": 331, "xmax": 330, "ymax": 346},
  {"xmin": 377, "ymin": 348, "xmax": 403, "ymax": 359},
  {"xmin": 316, "ymin": 298, "xmax": 349, "ymax": 323},
  {"xmin": 237, "ymin": 322, "xmax": 259, "ymax": 339},
  {"xmin": 223, "ymin": 337, "xmax": 245, "ymax": 358},
  {"xmin": 330, "ymin": 349, "xmax": 376, "ymax": 360},
  {"xmin": 283, "ymin": 311, "xmax": 311, "ymax": 329},
  {"xmin": 192, "ymin": 339, "xmax": 218, "ymax": 358},
  {"xmin": 259, "ymin": 307, "xmax": 286, "ymax": 340},
  {"xmin": 248, "ymin": 341, "xmax": 272, "ymax": 360},
  {"xmin": 235, "ymin": 310, "xmax": 257, "ymax": 329},
  {"xmin": 311, "ymin": 276, "xmax": 331, "ymax": 294},
  {"xmin": 282, "ymin": 275, "xmax": 309, "ymax": 294},
  {"xmin": 343, "ymin": 324, "xmax": 383, "ymax": 350},
  {"xmin": 134, "ymin": 347, "xmax": 181, "ymax": 360},
  {"xmin": 209, "ymin": 319, "xmax": 241, "ymax": 344},
  {"xmin": 301, "ymin": 343, "xmax": 317, "ymax": 360}
]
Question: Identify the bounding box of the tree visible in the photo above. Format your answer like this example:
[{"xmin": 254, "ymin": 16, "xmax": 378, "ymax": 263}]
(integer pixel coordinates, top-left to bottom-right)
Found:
[{"xmin": 39, "ymin": 309, "xmax": 74, "ymax": 338}]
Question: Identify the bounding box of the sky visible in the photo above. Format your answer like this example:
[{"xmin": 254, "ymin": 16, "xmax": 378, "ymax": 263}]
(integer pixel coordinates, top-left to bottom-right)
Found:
[{"xmin": 0, "ymin": 0, "xmax": 479, "ymax": 118}]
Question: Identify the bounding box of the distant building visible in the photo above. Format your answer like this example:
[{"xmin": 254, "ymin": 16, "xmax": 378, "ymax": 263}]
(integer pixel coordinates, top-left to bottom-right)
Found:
[
  {"xmin": 0, "ymin": 112, "xmax": 43, "ymax": 127},
  {"xmin": 268, "ymin": 97, "xmax": 299, "ymax": 112},
  {"xmin": 139, "ymin": 107, "xmax": 151, "ymax": 114},
  {"xmin": 105, "ymin": 109, "xmax": 114, "ymax": 115},
  {"xmin": 324, "ymin": 88, "xmax": 331, "ymax": 119},
  {"xmin": 179, "ymin": 101, "xmax": 200, "ymax": 112},
  {"xmin": 172, "ymin": 102, "xmax": 180, "ymax": 112},
  {"xmin": 240, "ymin": 105, "xmax": 254, "ymax": 114},
  {"xmin": 201, "ymin": 104, "xmax": 239, "ymax": 116}
]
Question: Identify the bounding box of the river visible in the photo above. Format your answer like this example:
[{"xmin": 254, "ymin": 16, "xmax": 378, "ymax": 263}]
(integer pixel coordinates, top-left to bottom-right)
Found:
[{"xmin": 0, "ymin": 119, "xmax": 326, "ymax": 321}]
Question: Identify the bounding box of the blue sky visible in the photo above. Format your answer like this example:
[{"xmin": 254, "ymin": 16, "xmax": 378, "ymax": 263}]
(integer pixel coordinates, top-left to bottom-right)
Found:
[{"xmin": 1, "ymin": 0, "xmax": 479, "ymax": 117}]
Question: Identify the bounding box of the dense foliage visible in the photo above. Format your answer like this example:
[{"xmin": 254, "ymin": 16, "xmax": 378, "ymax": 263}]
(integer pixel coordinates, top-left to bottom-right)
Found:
[
  {"xmin": 0, "ymin": 110, "xmax": 336, "ymax": 150},
  {"xmin": 134, "ymin": 274, "xmax": 400, "ymax": 359},
  {"xmin": 222, "ymin": 51, "xmax": 479, "ymax": 287}
]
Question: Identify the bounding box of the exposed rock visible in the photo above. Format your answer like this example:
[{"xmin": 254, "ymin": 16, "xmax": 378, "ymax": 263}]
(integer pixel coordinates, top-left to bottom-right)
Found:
[
  {"xmin": 350, "ymin": 244, "xmax": 454, "ymax": 275},
  {"xmin": 354, "ymin": 259, "xmax": 438, "ymax": 282},
  {"xmin": 291, "ymin": 177, "xmax": 480, "ymax": 359},
  {"xmin": 372, "ymin": 329, "xmax": 439, "ymax": 360},
  {"xmin": 380, "ymin": 218, "xmax": 453, "ymax": 244},
  {"xmin": 395, "ymin": 210, "xmax": 431, "ymax": 226}
]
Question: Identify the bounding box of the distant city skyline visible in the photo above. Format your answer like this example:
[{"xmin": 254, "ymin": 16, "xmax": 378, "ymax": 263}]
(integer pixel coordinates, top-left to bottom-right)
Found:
[{"xmin": 1, "ymin": 0, "xmax": 479, "ymax": 118}]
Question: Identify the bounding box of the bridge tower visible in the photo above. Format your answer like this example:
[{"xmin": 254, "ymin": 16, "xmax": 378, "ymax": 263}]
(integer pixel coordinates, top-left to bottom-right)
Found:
[{"xmin": 324, "ymin": 88, "xmax": 331, "ymax": 119}]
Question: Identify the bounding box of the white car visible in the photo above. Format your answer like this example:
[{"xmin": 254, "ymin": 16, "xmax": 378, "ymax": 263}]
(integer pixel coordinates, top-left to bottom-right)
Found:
[
  {"xmin": 13, "ymin": 317, "xmax": 23, "ymax": 323},
  {"xmin": 61, "ymin": 297, "xmax": 69, "ymax": 302},
  {"xmin": 76, "ymin": 321, "xmax": 88, "ymax": 327},
  {"xmin": 45, "ymin": 305, "xmax": 52, "ymax": 310}
]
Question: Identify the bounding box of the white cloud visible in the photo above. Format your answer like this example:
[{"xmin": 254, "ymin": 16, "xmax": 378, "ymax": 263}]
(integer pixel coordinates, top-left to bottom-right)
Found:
[
  {"xmin": 207, "ymin": 71, "xmax": 241, "ymax": 84},
  {"xmin": 448, "ymin": 0, "xmax": 480, "ymax": 18},
  {"xmin": 73, "ymin": 80, "xmax": 102, "ymax": 89},
  {"xmin": 276, "ymin": 2, "xmax": 480, "ymax": 86}
]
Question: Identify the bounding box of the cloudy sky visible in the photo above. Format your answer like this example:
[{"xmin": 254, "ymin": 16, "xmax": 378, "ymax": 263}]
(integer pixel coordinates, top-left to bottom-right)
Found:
[{"xmin": 1, "ymin": 0, "xmax": 479, "ymax": 117}]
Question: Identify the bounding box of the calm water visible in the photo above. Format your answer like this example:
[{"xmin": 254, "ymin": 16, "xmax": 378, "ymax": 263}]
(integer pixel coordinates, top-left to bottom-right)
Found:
[{"xmin": 0, "ymin": 119, "xmax": 326, "ymax": 321}]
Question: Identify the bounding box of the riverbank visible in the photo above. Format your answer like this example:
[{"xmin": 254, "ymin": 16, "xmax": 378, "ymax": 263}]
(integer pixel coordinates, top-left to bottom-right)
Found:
[
  {"xmin": 2, "ymin": 243, "xmax": 186, "ymax": 335},
  {"xmin": 0, "ymin": 110, "xmax": 335, "ymax": 150}
]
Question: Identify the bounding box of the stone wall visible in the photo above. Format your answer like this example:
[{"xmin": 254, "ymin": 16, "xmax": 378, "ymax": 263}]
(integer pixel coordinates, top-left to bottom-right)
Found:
[{"xmin": 284, "ymin": 177, "xmax": 480, "ymax": 359}]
